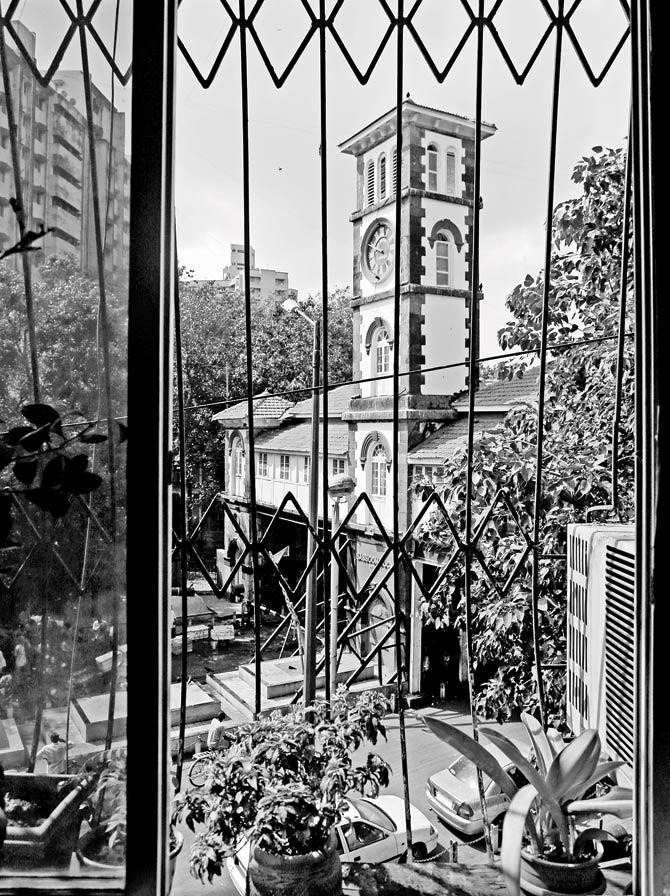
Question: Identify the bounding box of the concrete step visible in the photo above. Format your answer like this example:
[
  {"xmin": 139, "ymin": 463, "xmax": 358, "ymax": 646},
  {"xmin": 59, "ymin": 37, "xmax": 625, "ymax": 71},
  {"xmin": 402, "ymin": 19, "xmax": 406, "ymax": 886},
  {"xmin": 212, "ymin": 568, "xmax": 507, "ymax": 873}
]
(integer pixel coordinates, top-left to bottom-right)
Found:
[{"xmin": 237, "ymin": 653, "xmax": 377, "ymax": 699}]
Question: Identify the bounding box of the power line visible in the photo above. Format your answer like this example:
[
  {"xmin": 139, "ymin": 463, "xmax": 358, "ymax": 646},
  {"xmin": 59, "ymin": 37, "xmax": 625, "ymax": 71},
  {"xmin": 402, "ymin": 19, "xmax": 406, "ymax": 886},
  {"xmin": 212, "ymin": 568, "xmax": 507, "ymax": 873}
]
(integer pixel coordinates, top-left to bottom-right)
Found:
[{"xmin": 180, "ymin": 330, "xmax": 634, "ymax": 413}]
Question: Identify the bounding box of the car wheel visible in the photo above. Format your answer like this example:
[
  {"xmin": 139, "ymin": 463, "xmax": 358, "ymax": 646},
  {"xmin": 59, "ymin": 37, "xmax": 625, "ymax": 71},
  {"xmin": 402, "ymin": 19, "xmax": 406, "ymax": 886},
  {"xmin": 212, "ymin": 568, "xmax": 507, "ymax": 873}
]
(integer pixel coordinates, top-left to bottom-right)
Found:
[{"xmin": 411, "ymin": 843, "xmax": 427, "ymax": 862}]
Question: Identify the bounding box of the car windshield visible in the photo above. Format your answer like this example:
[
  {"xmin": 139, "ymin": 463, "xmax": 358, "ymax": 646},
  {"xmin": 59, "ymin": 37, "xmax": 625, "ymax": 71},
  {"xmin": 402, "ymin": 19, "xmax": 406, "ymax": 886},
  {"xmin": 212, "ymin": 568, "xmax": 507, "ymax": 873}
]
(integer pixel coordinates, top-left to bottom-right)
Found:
[
  {"xmin": 349, "ymin": 797, "xmax": 396, "ymax": 832},
  {"xmin": 447, "ymin": 756, "xmax": 493, "ymax": 791}
]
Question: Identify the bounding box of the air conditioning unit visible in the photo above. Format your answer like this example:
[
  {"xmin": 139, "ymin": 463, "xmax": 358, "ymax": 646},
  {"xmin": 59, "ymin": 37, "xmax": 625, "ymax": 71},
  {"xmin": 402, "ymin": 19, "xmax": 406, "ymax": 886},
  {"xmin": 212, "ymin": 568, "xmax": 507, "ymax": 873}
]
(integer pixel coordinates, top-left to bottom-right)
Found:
[{"xmin": 566, "ymin": 524, "xmax": 634, "ymax": 780}]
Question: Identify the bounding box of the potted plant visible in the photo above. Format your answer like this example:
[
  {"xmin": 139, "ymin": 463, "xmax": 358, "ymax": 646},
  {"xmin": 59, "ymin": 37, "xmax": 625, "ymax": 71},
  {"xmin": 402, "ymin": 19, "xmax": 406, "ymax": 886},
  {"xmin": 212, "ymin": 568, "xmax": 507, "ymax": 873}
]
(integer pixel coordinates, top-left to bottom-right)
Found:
[
  {"xmin": 422, "ymin": 712, "xmax": 632, "ymax": 896},
  {"xmin": 73, "ymin": 746, "xmax": 183, "ymax": 887},
  {"xmin": 172, "ymin": 689, "xmax": 391, "ymax": 896}
]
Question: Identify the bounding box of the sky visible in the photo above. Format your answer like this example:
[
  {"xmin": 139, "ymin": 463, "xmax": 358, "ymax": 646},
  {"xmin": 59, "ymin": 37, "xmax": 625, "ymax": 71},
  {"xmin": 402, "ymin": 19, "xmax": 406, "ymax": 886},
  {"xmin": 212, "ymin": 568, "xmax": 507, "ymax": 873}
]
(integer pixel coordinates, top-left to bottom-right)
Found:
[{"xmin": 14, "ymin": 0, "xmax": 631, "ymax": 357}]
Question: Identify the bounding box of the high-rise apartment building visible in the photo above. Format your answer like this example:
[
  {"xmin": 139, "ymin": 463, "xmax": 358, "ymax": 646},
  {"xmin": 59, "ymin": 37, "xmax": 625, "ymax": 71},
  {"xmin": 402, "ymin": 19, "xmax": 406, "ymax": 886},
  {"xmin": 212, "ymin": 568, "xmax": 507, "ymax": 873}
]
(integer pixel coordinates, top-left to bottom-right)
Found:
[
  {"xmin": 193, "ymin": 244, "xmax": 296, "ymax": 303},
  {"xmin": 0, "ymin": 22, "xmax": 129, "ymax": 278}
]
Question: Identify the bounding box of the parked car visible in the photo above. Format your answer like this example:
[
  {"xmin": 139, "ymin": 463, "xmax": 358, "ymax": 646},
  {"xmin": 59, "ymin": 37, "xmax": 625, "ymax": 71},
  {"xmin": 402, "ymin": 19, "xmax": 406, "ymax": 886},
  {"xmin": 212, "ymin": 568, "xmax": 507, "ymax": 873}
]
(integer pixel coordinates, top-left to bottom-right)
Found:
[
  {"xmin": 426, "ymin": 741, "xmax": 531, "ymax": 836},
  {"xmin": 226, "ymin": 794, "xmax": 438, "ymax": 893}
]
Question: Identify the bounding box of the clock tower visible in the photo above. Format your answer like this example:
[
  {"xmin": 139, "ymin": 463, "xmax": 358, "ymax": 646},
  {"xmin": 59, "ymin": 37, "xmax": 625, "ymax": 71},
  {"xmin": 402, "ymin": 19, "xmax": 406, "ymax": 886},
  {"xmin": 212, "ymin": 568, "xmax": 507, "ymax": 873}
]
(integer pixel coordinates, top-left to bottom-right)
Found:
[{"xmin": 338, "ymin": 98, "xmax": 496, "ymax": 569}]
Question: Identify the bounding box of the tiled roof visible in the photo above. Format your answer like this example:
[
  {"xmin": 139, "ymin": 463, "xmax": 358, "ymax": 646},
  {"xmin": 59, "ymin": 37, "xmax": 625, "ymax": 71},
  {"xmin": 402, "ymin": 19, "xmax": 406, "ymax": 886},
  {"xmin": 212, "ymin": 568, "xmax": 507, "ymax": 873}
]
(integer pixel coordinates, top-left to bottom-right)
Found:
[
  {"xmin": 255, "ymin": 422, "xmax": 349, "ymax": 456},
  {"xmin": 452, "ymin": 366, "xmax": 540, "ymax": 411},
  {"xmin": 407, "ymin": 418, "xmax": 499, "ymax": 463},
  {"xmin": 287, "ymin": 383, "xmax": 359, "ymax": 419},
  {"xmin": 212, "ymin": 390, "xmax": 294, "ymax": 422}
]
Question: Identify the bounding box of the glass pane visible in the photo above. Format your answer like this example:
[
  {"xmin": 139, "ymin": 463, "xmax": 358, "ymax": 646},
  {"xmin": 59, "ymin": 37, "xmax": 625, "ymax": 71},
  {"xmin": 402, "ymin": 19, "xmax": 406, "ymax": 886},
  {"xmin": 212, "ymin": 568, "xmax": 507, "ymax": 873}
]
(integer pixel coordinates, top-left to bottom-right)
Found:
[{"xmin": 0, "ymin": 2, "xmax": 131, "ymax": 886}]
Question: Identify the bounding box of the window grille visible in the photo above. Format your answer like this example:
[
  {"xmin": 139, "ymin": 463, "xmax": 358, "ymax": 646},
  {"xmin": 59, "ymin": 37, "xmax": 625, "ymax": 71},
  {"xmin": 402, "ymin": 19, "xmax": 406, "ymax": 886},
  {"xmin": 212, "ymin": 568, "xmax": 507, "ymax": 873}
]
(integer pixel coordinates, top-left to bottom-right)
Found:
[
  {"xmin": 391, "ymin": 145, "xmax": 397, "ymax": 194},
  {"xmin": 379, "ymin": 153, "xmax": 386, "ymax": 200},
  {"xmin": 0, "ymin": 1, "xmax": 664, "ymax": 891},
  {"xmin": 332, "ymin": 458, "xmax": 346, "ymax": 476}
]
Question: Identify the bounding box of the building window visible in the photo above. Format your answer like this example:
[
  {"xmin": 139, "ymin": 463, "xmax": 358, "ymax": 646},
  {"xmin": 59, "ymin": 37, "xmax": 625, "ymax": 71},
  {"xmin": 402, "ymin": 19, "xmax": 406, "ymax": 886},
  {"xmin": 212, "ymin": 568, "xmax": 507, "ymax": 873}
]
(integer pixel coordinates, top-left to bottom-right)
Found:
[
  {"xmin": 332, "ymin": 458, "xmax": 345, "ymax": 477},
  {"xmin": 303, "ymin": 456, "xmax": 310, "ymax": 483},
  {"xmin": 366, "ymin": 159, "xmax": 375, "ymax": 206},
  {"xmin": 279, "ymin": 454, "xmax": 290, "ymax": 481},
  {"xmin": 0, "ymin": 135, "xmax": 7, "ymax": 149},
  {"xmin": 392, "ymin": 146, "xmax": 397, "ymax": 194},
  {"xmin": 427, "ymin": 143, "xmax": 438, "ymax": 192},
  {"xmin": 373, "ymin": 326, "xmax": 391, "ymax": 376},
  {"xmin": 378, "ymin": 154, "xmax": 386, "ymax": 200},
  {"xmin": 446, "ymin": 149, "xmax": 456, "ymax": 195},
  {"xmin": 370, "ymin": 444, "xmax": 387, "ymax": 498},
  {"xmin": 258, "ymin": 452, "xmax": 268, "ymax": 477},
  {"xmin": 234, "ymin": 441, "xmax": 245, "ymax": 478},
  {"xmin": 435, "ymin": 232, "xmax": 451, "ymax": 286}
]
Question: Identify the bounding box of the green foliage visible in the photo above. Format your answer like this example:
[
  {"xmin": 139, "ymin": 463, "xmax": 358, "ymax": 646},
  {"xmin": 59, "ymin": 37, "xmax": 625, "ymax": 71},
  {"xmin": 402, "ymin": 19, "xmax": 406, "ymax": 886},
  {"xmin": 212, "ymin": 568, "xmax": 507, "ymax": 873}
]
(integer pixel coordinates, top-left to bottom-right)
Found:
[
  {"xmin": 173, "ymin": 689, "xmax": 391, "ymax": 882},
  {"xmin": 415, "ymin": 147, "xmax": 634, "ymax": 726},
  {"xmin": 176, "ymin": 273, "xmax": 353, "ymax": 509}
]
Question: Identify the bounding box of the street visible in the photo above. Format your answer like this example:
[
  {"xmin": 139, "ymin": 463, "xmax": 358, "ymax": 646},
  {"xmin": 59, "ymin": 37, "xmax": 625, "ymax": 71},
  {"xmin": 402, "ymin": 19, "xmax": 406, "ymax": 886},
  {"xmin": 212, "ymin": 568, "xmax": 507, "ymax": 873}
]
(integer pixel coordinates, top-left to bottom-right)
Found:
[{"xmin": 170, "ymin": 702, "xmax": 529, "ymax": 895}]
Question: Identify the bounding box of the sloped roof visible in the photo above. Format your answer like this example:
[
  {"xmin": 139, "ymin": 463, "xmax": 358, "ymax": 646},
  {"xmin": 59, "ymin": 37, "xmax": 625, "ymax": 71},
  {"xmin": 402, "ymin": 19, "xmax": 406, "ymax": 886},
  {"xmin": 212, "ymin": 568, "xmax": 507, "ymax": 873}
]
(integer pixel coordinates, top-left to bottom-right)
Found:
[
  {"xmin": 287, "ymin": 383, "xmax": 359, "ymax": 420},
  {"xmin": 453, "ymin": 366, "xmax": 540, "ymax": 411},
  {"xmin": 212, "ymin": 390, "xmax": 294, "ymax": 423},
  {"xmin": 407, "ymin": 418, "xmax": 499, "ymax": 464},
  {"xmin": 255, "ymin": 422, "xmax": 349, "ymax": 456}
]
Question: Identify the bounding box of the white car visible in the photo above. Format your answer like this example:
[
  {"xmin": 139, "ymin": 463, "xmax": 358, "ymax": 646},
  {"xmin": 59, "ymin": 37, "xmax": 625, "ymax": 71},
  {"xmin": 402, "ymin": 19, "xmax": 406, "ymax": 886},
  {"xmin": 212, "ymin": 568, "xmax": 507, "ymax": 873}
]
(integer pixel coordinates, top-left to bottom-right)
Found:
[
  {"xmin": 426, "ymin": 742, "xmax": 530, "ymax": 836},
  {"xmin": 227, "ymin": 795, "xmax": 438, "ymax": 893}
]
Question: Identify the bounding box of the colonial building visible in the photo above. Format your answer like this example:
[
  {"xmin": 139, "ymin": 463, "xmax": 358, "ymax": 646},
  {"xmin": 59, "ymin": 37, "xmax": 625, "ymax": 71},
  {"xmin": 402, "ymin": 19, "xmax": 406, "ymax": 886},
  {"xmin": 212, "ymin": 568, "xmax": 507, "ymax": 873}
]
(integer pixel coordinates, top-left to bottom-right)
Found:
[{"xmin": 214, "ymin": 100, "xmax": 542, "ymax": 697}]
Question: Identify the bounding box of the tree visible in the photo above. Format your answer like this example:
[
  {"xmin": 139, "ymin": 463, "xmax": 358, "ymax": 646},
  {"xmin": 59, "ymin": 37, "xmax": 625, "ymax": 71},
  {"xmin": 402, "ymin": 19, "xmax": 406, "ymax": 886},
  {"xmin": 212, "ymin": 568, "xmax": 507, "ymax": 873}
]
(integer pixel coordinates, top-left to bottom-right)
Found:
[
  {"xmin": 175, "ymin": 274, "xmax": 353, "ymax": 506},
  {"xmin": 416, "ymin": 147, "xmax": 633, "ymax": 727}
]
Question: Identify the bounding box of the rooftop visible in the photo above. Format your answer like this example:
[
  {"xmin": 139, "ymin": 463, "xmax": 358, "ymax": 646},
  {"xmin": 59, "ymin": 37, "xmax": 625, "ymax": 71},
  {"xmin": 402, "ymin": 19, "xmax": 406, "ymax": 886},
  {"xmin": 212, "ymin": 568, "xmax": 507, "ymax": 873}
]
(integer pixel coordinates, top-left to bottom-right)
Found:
[
  {"xmin": 212, "ymin": 391, "xmax": 293, "ymax": 424},
  {"xmin": 255, "ymin": 421, "xmax": 349, "ymax": 456},
  {"xmin": 339, "ymin": 98, "xmax": 496, "ymax": 156},
  {"xmin": 286, "ymin": 383, "xmax": 360, "ymax": 419},
  {"xmin": 407, "ymin": 418, "xmax": 493, "ymax": 464},
  {"xmin": 453, "ymin": 366, "xmax": 540, "ymax": 411}
]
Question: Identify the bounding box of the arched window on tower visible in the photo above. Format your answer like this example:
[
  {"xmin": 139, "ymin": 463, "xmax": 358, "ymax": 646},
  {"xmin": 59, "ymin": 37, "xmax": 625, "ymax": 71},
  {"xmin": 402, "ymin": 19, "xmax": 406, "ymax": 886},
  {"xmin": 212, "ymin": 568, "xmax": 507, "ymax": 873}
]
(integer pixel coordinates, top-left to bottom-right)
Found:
[
  {"xmin": 392, "ymin": 146, "xmax": 397, "ymax": 194},
  {"xmin": 372, "ymin": 325, "xmax": 392, "ymax": 393},
  {"xmin": 370, "ymin": 443, "xmax": 388, "ymax": 498},
  {"xmin": 378, "ymin": 154, "xmax": 386, "ymax": 200},
  {"xmin": 446, "ymin": 149, "xmax": 456, "ymax": 195},
  {"xmin": 366, "ymin": 159, "xmax": 375, "ymax": 206},
  {"xmin": 435, "ymin": 230, "xmax": 452, "ymax": 286},
  {"xmin": 427, "ymin": 143, "xmax": 438, "ymax": 192}
]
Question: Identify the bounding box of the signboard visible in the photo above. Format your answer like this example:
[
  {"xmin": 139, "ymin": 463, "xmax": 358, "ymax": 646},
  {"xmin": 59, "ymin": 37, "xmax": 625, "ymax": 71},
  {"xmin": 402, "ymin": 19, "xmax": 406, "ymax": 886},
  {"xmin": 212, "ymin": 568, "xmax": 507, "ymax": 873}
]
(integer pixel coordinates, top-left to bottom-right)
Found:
[{"xmin": 211, "ymin": 624, "xmax": 235, "ymax": 642}]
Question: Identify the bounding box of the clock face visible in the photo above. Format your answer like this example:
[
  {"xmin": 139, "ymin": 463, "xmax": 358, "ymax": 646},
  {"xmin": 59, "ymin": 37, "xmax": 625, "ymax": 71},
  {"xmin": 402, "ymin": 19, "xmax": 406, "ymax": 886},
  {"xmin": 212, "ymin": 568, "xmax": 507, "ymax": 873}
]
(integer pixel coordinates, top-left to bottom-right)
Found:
[{"xmin": 362, "ymin": 220, "xmax": 394, "ymax": 284}]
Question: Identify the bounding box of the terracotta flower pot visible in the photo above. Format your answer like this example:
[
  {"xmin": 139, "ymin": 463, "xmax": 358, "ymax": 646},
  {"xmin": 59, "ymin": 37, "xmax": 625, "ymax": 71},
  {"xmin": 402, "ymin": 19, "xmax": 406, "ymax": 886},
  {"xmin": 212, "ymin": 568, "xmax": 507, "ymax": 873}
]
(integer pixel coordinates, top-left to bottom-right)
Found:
[
  {"xmin": 76, "ymin": 827, "xmax": 124, "ymax": 874},
  {"xmin": 520, "ymin": 848, "xmax": 605, "ymax": 895},
  {"xmin": 248, "ymin": 833, "xmax": 341, "ymax": 896}
]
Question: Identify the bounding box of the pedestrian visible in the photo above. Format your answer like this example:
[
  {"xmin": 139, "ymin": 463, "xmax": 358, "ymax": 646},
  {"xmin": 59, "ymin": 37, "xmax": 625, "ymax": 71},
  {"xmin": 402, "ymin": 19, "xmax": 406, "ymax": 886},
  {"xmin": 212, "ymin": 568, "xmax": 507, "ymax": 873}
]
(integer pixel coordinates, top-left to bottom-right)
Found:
[
  {"xmin": 13, "ymin": 638, "xmax": 27, "ymax": 682},
  {"xmin": 35, "ymin": 733, "xmax": 72, "ymax": 774},
  {"xmin": 206, "ymin": 712, "xmax": 229, "ymax": 752}
]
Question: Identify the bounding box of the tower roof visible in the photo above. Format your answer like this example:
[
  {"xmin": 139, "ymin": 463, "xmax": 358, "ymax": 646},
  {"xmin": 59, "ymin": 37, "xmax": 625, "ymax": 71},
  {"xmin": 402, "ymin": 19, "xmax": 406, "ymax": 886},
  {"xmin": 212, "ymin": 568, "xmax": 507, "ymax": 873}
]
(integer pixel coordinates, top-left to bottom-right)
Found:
[{"xmin": 338, "ymin": 99, "xmax": 496, "ymax": 156}]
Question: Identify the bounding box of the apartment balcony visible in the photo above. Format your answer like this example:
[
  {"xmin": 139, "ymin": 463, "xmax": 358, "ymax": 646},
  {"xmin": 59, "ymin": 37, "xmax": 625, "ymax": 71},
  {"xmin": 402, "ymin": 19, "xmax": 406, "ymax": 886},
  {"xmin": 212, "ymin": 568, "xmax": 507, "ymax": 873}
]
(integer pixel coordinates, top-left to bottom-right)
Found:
[{"xmin": 48, "ymin": 205, "xmax": 81, "ymax": 241}]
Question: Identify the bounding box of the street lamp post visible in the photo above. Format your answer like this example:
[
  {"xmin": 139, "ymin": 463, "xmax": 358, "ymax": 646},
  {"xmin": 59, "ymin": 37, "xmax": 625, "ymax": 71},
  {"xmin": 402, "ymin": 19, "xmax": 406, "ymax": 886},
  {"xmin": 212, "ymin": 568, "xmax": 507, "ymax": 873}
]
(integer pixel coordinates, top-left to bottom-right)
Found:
[
  {"xmin": 281, "ymin": 299, "xmax": 320, "ymax": 708},
  {"xmin": 327, "ymin": 474, "xmax": 356, "ymax": 705}
]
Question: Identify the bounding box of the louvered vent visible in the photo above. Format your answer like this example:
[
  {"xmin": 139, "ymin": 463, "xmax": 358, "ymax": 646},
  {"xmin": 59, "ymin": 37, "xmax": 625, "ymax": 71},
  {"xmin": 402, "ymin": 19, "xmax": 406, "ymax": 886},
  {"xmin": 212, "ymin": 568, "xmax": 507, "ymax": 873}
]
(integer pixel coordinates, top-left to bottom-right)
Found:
[
  {"xmin": 604, "ymin": 544, "xmax": 634, "ymax": 764},
  {"xmin": 567, "ymin": 529, "xmax": 589, "ymax": 725}
]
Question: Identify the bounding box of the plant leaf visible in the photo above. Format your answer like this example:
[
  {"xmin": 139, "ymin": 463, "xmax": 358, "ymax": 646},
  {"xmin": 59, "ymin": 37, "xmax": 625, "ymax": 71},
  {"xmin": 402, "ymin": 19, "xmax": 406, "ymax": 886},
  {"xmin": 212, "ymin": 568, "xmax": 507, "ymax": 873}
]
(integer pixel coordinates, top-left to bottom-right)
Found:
[
  {"xmin": 573, "ymin": 827, "xmax": 614, "ymax": 856},
  {"xmin": 24, "ymin": 488, "xmax": 70, "ymax": 517},
  {"xmin": 546, "ymin": 729, "xmax": 601, "ymax": 802},
  {"xmin": 562, "ymin": 759, "xmax": 624, "ymax": 802},
  {"xmin": 13, "ymin": 459, "xmax": 38, "ymax": 485},
  {"xmin": 546, "ymin": 728, "xmax": 564, "ymax": 758},
  {"xmin": 521, "ymin": 712, "xmax": 553, "ymax": 777},
  {"xmin": 480, "ymin": 726, "xmax": 570, "ymax": 854},
  {"xmin": 21, "ymin": 403, "xmax": 60, "ymax": 427},
  {"xmin": 501, "ymin": 784, "xmax": 540, "ymax": 896},
  {"xmin": 421, "ymin": 714, "xmax": 518, "ymax": 798}
]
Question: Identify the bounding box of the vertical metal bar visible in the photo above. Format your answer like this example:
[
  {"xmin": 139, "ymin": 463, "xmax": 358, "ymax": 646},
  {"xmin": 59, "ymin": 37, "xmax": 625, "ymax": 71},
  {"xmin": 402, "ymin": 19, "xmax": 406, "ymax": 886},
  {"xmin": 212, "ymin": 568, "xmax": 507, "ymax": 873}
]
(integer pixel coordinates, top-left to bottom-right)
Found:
[
  {"xmin": 239, "ymin": 0, "xmax": 263, "ymax": 717},
  {"xmin": 0, "ymin": 17, "xmax": 40, "ymax": 402},
  {"xmin": 126, "ymin": 0, "xmax": 177, "ymax": 890},
  {"xmin": 174, "ymin": 252, "xmax": 190, "ymax": 791},
  {"xmin": 463, "ymin": 0, "xmax": 493, "ymax": 864},
  {"xmin": 631, "ymin": 1, "xmax": 666, "ymax": 892},
  {"xmin": 392, "ymin": 0, "xmax": 413, "ymax": 860},
  {"xmin": 76, "ymin": 0, "xmax": 120, "ymax": 748},
  {"xmin": 319, "ymin": 0, "xmax": 332, "ymax": 705},
  {"xmin": 611, "ymin": 116, "xmax": 632, "ymax": 512},
  {"xmin": 530, "ymin": 0, "xmax": 565, "ymax": 730},
  {"xmin": 304, "ymin": 322, "xmax": 321, "ymax": 707}
]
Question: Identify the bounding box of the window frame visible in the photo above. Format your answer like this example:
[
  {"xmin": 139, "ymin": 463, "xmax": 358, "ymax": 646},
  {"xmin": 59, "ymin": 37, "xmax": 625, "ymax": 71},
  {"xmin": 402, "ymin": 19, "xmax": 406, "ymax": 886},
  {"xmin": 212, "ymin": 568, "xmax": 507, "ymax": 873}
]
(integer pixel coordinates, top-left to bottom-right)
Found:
[
  {"xmin": 427, "ymin": 142, "xmax": 438, "ymax": 192},
  {"xmin": 370, "ymin": 444, "xmax": 387, "ymax": 498},
  {"xmin": 258, "ymin": 451, "xmax": 268, "ymax": 478},
  {"xmin": 366, "ymin": 158, "xmax": 375, "ymax": 206},
  {"xmin": 378, "ymin": 153, "xmax": 386, "ymax": 200},
  {"xmin": 435, "ymin": 232, "xmax": 451, "ymax": 286},
  {"xmin": 446, "ymin": 148, "xmax": 456, "ymax": 195},
  {"xmin": 279, "ymin": 454, "xmax": 291, "ymax": 481}
]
